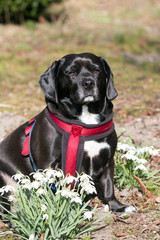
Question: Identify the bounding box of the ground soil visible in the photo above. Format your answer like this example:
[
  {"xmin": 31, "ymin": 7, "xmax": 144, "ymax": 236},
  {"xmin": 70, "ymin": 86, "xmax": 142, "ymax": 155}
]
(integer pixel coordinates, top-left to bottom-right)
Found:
[{"xmin": 0, "ymin": 111, "xmax": 160, "ymax": 239}]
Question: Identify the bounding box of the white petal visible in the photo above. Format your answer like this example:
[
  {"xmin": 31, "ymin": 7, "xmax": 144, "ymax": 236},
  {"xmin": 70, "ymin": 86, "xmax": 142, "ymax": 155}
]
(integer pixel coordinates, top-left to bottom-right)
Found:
[
  {"xmin": 29, "ymin": 234, "xmax": 35, "ymax": 240},
  {"xmin": 84, "ymin": 211, "xmax": 93, "ymax": 220},
  {"xmin": 41, "ymin": 204, "xmax": 47, "ymax": 212},
  {"xmin": 71, "ymin": 197, "xmax": 82, "ymax": 205},
  {"xmin": 43, "ymin": 214, "xmax": 49, "ymax": 220},
  {"xmin": 104, "ymin": 204, "xmax": 109, "ymax": 212},
  {"xmin": 135, "ymin": 164, "xmax": 147, "ymax": 171}
]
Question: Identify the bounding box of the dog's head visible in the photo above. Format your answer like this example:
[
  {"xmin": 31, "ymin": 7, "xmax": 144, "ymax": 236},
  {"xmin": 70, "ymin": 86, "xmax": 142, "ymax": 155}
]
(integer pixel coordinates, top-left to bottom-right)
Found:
[{"xmin": 39, "ymin": 53, "xmax": 118, "ymax": 108}]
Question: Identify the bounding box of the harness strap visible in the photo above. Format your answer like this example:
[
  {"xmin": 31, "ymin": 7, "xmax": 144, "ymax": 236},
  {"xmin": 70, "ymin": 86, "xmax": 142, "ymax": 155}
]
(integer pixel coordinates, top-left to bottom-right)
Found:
[
  {"xmin": 22, "ymin": 119, "xmax": 35, "ymax": 156},
  {"xmin": 22, "ymin": 115, "xmax": 56, "ymax": 192},
  {"xmin": 22, "ymin": 116, "xmax": 38, "ymax": 172}
]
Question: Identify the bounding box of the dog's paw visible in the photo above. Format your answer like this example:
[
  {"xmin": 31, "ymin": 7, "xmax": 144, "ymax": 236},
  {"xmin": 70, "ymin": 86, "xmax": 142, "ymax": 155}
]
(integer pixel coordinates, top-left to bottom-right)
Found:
[
  {"xmin": 104, "ymin": 204, "xmax": 110, "ymax": 212},
  {"xmin": 124, "ymin": 205, "xmax": 137, "ymax": 213},
  {"xmin": 120, "ymin": 205, "xmax": 137, "ymax": 217}
]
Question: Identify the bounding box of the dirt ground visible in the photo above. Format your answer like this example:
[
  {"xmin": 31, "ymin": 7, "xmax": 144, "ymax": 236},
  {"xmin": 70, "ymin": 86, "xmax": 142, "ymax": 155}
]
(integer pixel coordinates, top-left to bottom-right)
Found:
[{"xmin": 0, "ymin": 111, "xmax": 160, "ymax": 239}]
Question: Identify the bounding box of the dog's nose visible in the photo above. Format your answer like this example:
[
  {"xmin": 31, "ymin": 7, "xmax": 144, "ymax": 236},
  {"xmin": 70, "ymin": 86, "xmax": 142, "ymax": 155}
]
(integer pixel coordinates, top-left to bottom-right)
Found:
[{"xmin": 82, "ymin": 79, "xmax": 94, "ymax": 89}]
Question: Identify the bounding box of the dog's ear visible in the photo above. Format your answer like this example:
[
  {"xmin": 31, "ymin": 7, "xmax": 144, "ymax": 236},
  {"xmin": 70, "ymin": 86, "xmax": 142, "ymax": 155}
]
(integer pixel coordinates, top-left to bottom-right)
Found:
[
  {"xmin": 39, "ymin": 61, "xmax": 59, "ymax": 104},
  {"xmin": 100, "ymin": 57, "xmax": 118, "ymax": 101}
]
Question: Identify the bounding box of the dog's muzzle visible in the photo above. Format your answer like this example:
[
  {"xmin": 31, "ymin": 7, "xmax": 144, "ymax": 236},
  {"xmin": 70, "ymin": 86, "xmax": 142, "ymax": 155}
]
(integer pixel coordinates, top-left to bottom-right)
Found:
[
  {"xmin": 80, "ymin": 78, "xmax": 98, "ymax": 103},
  {"xmin": 82, "ymin": 78, "xmax": 95, "ymax": 90}
]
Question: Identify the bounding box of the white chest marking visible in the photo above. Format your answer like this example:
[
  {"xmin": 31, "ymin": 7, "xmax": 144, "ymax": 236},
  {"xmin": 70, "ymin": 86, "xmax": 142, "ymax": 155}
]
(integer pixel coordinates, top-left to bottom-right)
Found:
[
  {"xmin": 84, "ymin": 141, "xmax": 110, "ymax": 158},
  {"xmin": 84, "ymin": 141, "xmax": 110, "ymax": 176},
  {"xmin": 79, "ymin": 105, "xmax": 110, "ymax": 176},
  {"xmin": 79, "ymin": 106, "xmax": 99, "ymax": 124}
]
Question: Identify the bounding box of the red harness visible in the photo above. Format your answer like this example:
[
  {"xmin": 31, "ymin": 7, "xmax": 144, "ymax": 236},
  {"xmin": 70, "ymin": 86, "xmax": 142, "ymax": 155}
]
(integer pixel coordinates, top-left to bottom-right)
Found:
[
  {"xmin": 22, "ymin": 108, "xmax": 114, "ymax": 176},
  {"xmin": 49, "ymin": 110, "xmax": 113, "ymax": 176},
  {"xmin": 21, "ymin": 117, "xmax": 35, "ymax": 157}
]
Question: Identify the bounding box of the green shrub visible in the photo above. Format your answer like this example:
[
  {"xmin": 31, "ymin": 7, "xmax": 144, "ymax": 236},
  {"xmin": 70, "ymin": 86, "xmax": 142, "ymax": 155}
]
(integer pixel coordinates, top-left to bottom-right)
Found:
[{"xmin": 0, "ymin": 0, "xmax": 62, "ymax": 24}]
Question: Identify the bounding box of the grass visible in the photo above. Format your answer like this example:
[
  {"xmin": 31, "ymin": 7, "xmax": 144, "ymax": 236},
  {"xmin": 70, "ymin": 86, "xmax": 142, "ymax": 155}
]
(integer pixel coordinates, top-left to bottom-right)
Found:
[
  {"xmin": 0, "ymin": 0, "xmax": 159, "ymax": 120},
  {"xmin": 0, "ymin": 24, "xmax": 159, "ymax": 120}
]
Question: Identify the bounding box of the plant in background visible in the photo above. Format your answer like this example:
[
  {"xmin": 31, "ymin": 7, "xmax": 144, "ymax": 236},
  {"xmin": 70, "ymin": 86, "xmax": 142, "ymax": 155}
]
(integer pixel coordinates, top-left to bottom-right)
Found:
[
  {"xmin": 114, "ymin": 139, "xmax": 160, "ymax": 192},
  {"xmin": 0, "ymin": 0, "xmax": 63, "ymax": 24},
  {"xmin": 0, "ymin": 169, "xmax": 105, "ymax": 240}
]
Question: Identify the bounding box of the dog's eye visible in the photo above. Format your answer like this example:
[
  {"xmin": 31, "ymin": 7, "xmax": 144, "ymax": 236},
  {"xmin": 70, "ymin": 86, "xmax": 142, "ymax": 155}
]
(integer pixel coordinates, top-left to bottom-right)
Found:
[
  {"xmin": 93, "ymin": 68, "xmax": 100, "ymax": 73},
  {"xmin": 65, "ymin": 71, "xmax": 76, "ymax": 76},
  {"xmin": 69, "ymin": 71, "xmax": 76, "ymax": 76}
]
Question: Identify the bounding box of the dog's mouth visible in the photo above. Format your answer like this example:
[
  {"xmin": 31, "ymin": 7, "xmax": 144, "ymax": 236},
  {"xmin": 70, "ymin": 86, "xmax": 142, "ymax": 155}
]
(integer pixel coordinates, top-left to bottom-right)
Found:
[
  {"xmin": 83, "ymin": 95, "xmax": 95, "ymax": 103},
  {"xmin": 70, "ymin": 94, "xmax": 97, "ymax": 105},
  {"xmin": 70, "ymin": 84, "xmax": 99, "ymax": 105},
  {"xmin": 74, "ymin": 93, "xmax": 99, "ymax": 105}
]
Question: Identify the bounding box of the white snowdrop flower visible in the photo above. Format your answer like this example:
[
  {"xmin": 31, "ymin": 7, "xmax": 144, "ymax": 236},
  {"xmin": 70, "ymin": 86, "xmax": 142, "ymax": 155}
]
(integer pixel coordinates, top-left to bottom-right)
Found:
[
  {"xmin": 29, "ymin": 234, "xmax": 35, "ymax": 240},
  {"xmin": 41, "ymin": 204, "xmax": 47, "ymax": 212},
  {"xmin": 22, "ymin": 183, "xmax": 31, "ymax": 190},
  {"xmin": 12, "ymin": 172, "xmax": 24, "ymax": 182},
  {"xmin": 57, "ymin": 179, "xmax": 64, "ymax": 187},
  {"xmin": 121, "ymin": 153, "xmax": 138, "ymax": 161},
  {"xmin": 104, "ymin": 204, "xmax": 110, "ymax": 212},
  {"xmin": 117, "ymin": 143, "xmax": 131, "ymax": 152},
  {"xmin": 149, "ymin": 148, "xmax": 159, "ymax": 156},
  {"xmin": 48, "ymin": 178, "xmax": 55, "ymax": 184},
  {"xmin": 64, "ymin": 190, "xmax": 76, "ymax": 198},
  {"xmin": 70, "ymin": 197, "xmax": 82, "ymax": 205},
  {"xmin": 137, "ymin": 146, "xmax": 149, "ymax": 154},
  {"xmin": 135, "ymin": 158, "xmax": 147, "ymax": 164},
  {"xmin": 32, "ymin": 172, "xmax": 44, "ymax": 181},
  {"xmin": 43, "ymin": 214, "xmax": 49, "ymax": 220},
  {"xmin": 64, "ymin": 175, "xmax": 77, "ymax": 184},
  {"xmin": 40, "ymin": 177, "xmax": 48, "ymax": 184},
  {"xmin": 44, "ymin": 169, "xmax": 56, "ymax": 178},
  {"xmin": 136, "ymin": 148, "xmax": 145, "ymax": 154},
  {"xmin": 129, "ymin": 146, "xmax": 136, "ymax": 151},
  {"xmin": 79, "ymin": 174, "xmax": 93, "ymax": 183},
  {"xmin": 37, "ymin": 188, "xmax": 46, "ymax": 196},
  {"xmin": 127, "ymin": 150, "xmax": 136, "ymax": 155},
  {"xmin": 84, "ymin": 211, "xmax": 93, "ymax": 221},
  {"xmin": 8, "ymin": 195, "xmax": 14, "ymax": 202},
  {"xmin": 134, "ymin": 164, "xmax": 147, "ymax": 171},
  {"xmin": 56, "ymin": 190, "xmax": 76, "ymax": 199},
  {"xmin": 140, "ymin": 146, "xmax": 159, "ymax": 156},
  {"xmin": 44, "ymin": 169, "xmax": 64, "ymax": 179},
  {"xmin": 141, "ymin": 146, "xmax": 150, "ymax": 153},
  {"xmin": 55, "ymin": 170, "xmax": 64, "ymax": 178},
  {"xmin": 129, "ymin": 154, "xmax": 138, "ymax": 161},
  {"xmin": 80, "ymin": 183, "xmax": 97, "ymax": 195},
  {"xmin": 21, "ymin": 179, "xmax": 31, "ymax": 185},
  {"xmin": 31, "ymin": 181, "xmax": 41, "ymax": 189},
  {"xmin": 3, "ymin": 185, "xmax": 15, "ymax": 193}
]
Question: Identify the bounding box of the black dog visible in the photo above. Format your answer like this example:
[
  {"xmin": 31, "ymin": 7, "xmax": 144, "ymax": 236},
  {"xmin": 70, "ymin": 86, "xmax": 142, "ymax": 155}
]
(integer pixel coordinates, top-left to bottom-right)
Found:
[{"xmin": 0, "ymin": 52, "xmax": 135, "ymax": 213}]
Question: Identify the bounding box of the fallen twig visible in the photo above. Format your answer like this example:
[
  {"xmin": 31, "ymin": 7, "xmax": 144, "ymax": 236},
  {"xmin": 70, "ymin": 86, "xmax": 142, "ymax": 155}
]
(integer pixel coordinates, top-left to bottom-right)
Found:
[{"xmin": 132, "ymin": 174, "xmax": 152, "ymax": 198}]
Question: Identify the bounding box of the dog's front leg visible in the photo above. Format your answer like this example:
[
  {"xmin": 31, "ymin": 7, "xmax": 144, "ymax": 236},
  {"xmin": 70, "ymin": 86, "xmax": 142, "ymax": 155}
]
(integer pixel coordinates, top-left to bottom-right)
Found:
[{"xmin": 99, "ymin": 161, "xmax": 128, "ymax": 212}]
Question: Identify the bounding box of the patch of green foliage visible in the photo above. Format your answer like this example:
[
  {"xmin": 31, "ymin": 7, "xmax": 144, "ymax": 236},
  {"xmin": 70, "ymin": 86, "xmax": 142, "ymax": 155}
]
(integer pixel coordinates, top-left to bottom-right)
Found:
[
  {"xmin": 0, "ymin": 0, "xmax": 62, "ymax": 24},
  {"xmin": 0, "ymin": 170, "xmax": 107, "ymax": 239},
  {"xmin": 114, "ymin": 139, "xmax": 160, "ymax": 194}
]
